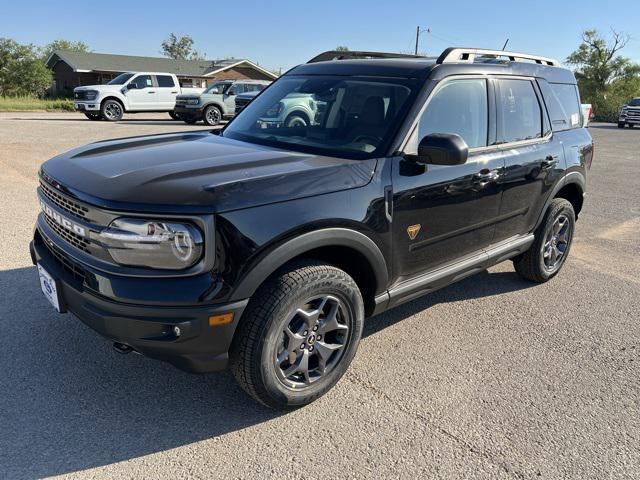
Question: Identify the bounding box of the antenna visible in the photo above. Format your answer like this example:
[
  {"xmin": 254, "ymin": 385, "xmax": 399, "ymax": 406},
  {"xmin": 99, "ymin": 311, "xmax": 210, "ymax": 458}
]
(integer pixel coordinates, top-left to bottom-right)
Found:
[{"xmin": 502, "ymin": 39, "xmax": 510, "ymax": 51}]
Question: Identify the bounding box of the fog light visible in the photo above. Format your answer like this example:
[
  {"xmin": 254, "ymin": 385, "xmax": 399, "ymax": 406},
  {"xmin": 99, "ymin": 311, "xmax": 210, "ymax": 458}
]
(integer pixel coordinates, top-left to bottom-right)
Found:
[
  {"xmin": 209, "ymin": 312, "xmax": 234, "ymax": 326},
  {"xmin": 173, "ymin": 326, "xmax": 181, "ymax": 337}
]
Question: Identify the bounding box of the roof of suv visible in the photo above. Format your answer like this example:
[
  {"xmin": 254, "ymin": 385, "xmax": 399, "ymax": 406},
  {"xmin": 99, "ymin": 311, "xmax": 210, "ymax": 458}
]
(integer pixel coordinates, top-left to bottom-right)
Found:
[{"xmin": 290, "ymin": 48, "xmax": 576, "ymax": 84}]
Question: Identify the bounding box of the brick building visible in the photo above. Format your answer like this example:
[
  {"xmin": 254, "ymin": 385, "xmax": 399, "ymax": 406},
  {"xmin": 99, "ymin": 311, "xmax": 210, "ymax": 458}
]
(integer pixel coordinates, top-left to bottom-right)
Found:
[{"xmin": 46, "ymin": 50, "xmax": 278, "ymax": 95}]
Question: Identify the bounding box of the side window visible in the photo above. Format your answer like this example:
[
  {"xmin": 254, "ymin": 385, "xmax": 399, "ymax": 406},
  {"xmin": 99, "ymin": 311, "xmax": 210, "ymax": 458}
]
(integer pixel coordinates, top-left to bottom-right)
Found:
[
  {"xmin": 496, "ymin": 79, "xmax": 542, "ymax": 143},
  {"xmin": 230, "ymin": 83, "xmax": 244, "ymax": 95},
  {"xmin": 132, "ymin": 75, "xmax": 153, "ymax": 89},
  {"xmin": 417, "ymin": 79, "xmax": 488, "ymax": 149},
  {"xmin": 548, "ymin": 83, "xmax": 581, "ymax": 130},
  {"xmin": 156, "ymin": 75, "xmax": 175, "ymax": 88}
]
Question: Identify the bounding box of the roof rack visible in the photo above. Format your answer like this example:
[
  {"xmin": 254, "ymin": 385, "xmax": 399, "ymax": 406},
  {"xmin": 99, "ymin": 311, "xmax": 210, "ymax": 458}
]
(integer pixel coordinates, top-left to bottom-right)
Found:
[
  {"xmin": 436, "ymin": 48, "xmax": 558, "ymax": 66},
  {"xmin": 307, "ymin": 50, "xmax": 424, "ymax": 64}
]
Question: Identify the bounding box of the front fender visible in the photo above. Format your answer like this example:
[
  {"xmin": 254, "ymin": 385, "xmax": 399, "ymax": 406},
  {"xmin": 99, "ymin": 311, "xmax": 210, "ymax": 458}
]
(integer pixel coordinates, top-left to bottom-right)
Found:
[{"xmin": 229, "ymin": 228, "xmax": 388, "ymax": 301}]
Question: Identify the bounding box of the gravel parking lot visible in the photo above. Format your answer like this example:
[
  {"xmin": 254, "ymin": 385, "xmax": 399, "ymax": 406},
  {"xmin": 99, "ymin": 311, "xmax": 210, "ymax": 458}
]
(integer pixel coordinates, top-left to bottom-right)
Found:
[{"xmin": 0, "ymin": 112, "xmax": 638, "ymax": 479}]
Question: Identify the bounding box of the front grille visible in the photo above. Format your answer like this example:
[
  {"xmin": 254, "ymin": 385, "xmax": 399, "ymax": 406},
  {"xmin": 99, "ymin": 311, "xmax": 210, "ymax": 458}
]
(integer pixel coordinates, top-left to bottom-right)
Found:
[
  {"xmin": 44, "ymin": 214, "xmax": 90, "ymax": 253},
  {"xmin": 626, "ymin": 109, "xmax": 640, "ymax": 119},
  {"xmin": 40, "ymin": 181, "xmax": 88, "ymax": 219},
  {"xmin": 38, "ymin": 230, "xmax": 86, "ymax": 284}
]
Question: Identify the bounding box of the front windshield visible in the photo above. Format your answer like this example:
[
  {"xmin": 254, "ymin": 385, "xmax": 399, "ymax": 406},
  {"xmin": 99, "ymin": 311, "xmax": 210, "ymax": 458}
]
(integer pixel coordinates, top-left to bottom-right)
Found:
[
  {"xmin": 108, "ymin": 73, "xmax": 134, "ymax": 85},
  {"xmin": 223, "ymin": 75, "xmax": 416, "ymax": 159},
  {"xmin": 204, "ymin": 82, "xmax": 232, "ymax": 94},
  {"xmin": 628, "ymin": 98, "xmax": 640, "ymax": 107}
]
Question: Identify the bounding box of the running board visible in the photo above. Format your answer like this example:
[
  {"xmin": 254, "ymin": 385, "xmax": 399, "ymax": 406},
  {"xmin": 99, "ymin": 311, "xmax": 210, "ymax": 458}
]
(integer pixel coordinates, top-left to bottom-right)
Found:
[{"xmin": 387, "ymin": 234, "xmax": 534, "ymax": 308}]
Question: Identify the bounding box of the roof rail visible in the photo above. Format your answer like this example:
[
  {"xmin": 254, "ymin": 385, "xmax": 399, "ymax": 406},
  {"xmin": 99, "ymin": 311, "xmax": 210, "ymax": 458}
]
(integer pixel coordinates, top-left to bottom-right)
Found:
[
  {"xmin": 436, "ymin": 47, "xmax": 558, "ymax": 66},
  {"xmin": 308, "ymin": 50, "xmax": 424, "ymax": 64}
]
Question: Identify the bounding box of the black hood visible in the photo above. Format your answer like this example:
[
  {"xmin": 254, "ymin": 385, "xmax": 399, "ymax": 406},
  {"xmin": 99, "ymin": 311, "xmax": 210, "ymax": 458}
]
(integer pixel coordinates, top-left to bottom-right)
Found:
[{"xmin": 41, "ymin": 131, "xmax": 377, "ymax": 214}]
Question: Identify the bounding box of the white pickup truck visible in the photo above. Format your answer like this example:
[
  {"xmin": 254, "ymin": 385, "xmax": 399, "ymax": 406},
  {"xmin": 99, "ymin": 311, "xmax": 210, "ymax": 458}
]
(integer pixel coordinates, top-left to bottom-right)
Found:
[{"xmin": 73, "ymin": 72, "xmax": 204, "ymax": 121}]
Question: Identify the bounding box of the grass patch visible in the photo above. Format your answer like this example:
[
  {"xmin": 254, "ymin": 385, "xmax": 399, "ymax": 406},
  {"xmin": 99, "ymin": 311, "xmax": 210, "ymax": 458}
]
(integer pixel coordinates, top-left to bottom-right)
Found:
[{"xmin": 0, "ymin": 96, "xmax": 75, "ymax": 112}]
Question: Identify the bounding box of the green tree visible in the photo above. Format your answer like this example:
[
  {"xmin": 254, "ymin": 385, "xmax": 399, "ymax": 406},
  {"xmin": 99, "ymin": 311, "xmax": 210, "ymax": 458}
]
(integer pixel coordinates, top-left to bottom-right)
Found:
[
  {"xmin": 0, "ymin": 38, "xmax": 52, "ymax": 97},
  {"xmin": 566, "ymin": 29, "xmax": 640, "ymax": 121},
  {"xmin": 40, "ymin": 39, "xmax": 90, "ymax": 61},
  {"xmin": 160, "ymin": 33, "xmax": 203, "ymax": 60}
]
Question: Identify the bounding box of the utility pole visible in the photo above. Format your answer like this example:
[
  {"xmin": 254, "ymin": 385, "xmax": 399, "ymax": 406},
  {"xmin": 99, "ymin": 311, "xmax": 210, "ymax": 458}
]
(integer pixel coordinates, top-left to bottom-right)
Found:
[{"xmin": 415, "ymin": 26, "xmax": 430, "ymax": 55}]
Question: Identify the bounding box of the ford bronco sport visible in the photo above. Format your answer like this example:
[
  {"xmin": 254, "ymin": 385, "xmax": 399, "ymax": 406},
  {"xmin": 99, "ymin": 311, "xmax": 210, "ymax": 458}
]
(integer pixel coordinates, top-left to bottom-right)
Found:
[{"xmin": 31, "ymin": 48, "xmax": 593, "ymax": 409}]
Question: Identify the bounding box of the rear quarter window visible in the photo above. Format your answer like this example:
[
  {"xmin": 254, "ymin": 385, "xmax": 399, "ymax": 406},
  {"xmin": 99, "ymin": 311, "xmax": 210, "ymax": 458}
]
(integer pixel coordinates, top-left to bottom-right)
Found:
[{"xmin": 538, "ymin": 81, "xmax": 581, "ymax": 131}]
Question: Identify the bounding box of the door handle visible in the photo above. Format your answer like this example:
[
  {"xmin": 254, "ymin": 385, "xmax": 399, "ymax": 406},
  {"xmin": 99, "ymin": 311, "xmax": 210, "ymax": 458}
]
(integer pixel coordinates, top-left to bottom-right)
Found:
[
  {"xmin": 171, "ymin": 91, "xmax": 178, "ymax": 94},
  {"xmin": 148, "ymin": 91, "xmax": 156, "ymax": 94},
  {"xmin": 473, "ymin": 168, "xmax": 500, "ymax": 183},
  {"xmin": 541, "ymin": 155, "xmax": 558, "ymax": 169}
]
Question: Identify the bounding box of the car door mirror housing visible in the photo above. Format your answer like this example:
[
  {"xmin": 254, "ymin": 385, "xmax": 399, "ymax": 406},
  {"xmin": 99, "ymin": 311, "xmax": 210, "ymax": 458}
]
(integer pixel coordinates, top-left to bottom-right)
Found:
[
  {"xmin": 127, "ymin": 82, "xmax": 137, "ymax": 90},
  {"xmin": 413, "ymin": 133, "xmax": 469, "ymax": 166},
  {"xmin": 227, "ymin": 90, "xmax": 236, "ymax": 96}
]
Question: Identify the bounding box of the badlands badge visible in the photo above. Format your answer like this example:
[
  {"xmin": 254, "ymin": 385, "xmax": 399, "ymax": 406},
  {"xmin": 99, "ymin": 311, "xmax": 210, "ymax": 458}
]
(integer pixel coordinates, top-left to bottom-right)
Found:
[{"xmin": 407, "ymin": 224, "xmax": 421, "ymax": 240}]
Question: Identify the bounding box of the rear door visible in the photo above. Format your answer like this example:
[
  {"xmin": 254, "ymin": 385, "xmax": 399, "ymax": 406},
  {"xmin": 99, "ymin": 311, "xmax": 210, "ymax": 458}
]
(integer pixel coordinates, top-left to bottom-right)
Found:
[
  {"xmin": 154, "ymin": 75, "xmax": 179, "ymax": 109},
  {"xmin": 490, "ymin": 77, "xmax": 565, "ymax": 242},
  {"xmin": 392, "ymin": 77, "xmax": 505, "ymax": 279}
]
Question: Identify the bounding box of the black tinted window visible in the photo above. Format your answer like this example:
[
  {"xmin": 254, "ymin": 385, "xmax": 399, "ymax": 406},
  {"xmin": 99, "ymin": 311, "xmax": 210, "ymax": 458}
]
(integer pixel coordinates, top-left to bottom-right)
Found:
[
  {"xmin": 156, "ymin": 75, "xmax": 175, "ymax": 88},
  {"xmin": 418, "ymin": 79, "xmax": 488, "ymax": 148},
  {"xmin": 497, "ymin": 79, "xmax": 542, "ymax": 143}
]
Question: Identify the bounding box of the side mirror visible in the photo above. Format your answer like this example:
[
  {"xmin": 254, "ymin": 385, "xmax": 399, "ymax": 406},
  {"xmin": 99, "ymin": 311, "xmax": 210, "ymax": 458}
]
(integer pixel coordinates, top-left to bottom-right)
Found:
[
  {"xmin": 414, "ymin": 133, "xmax": 469, "ymax": 166},
  {"xmin": 127, "ymin": 82, "xmax": 137, "ymax": 89},
  {"xmin": 227, "ymin": 89, "xmax": 236, "ymax": 96}
]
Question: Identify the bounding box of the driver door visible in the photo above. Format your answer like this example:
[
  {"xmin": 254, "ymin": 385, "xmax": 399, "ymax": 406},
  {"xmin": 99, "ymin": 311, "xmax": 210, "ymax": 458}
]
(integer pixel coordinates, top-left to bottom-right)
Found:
[
  {"xmin": 223, "ymin": 83, "xmax": 243, "ymax": 115},
  {"xmin": 392, "ymin": 77, "xmax": 505, "ymax": 280},
  {"xmin": 126, "ymin": 75, "xmax": 156, "ymax": 109}
]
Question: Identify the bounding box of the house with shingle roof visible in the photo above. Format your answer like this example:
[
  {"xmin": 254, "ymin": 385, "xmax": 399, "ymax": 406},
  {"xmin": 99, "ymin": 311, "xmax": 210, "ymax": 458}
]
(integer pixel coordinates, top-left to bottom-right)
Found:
[{"xmin": 46, "ymin": 50, "xmax": 278, "ymax": 95}]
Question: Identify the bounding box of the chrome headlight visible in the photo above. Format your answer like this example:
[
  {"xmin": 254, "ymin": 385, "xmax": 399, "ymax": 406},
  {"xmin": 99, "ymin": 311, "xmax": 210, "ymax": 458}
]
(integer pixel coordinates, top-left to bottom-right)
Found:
[
  {"xmin": 99, "ymin": 218, "xmax": 203, "ymax": 270},
  {"xmin": 85, "ymin": 90, "xmax": 98, "ymax": 100}
]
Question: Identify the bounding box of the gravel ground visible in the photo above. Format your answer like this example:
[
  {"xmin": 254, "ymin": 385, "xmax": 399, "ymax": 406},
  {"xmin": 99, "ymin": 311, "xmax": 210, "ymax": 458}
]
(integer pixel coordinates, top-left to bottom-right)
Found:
[{"xmin": 0, "ymin": 112, "xmax": 638, "ymax": 479}]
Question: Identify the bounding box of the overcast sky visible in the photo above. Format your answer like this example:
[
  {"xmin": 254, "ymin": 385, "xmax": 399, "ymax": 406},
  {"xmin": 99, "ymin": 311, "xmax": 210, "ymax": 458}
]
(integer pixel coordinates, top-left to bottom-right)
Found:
[{"xmin": 2, "ymin": 0, "xmax": 639, "ymax": 72}]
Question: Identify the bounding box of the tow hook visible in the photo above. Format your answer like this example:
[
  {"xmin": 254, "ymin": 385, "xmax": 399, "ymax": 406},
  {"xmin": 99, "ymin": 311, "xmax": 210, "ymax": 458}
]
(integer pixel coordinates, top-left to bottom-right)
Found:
[{"xmin": 113, "ymin": 342, "xmax": 134, "ymax": 354}]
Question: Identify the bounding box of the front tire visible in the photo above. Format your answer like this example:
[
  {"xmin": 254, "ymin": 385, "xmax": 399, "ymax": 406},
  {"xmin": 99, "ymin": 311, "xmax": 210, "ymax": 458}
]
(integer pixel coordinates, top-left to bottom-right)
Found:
[
  {"xmin": 203, "ymin": 105, "xmax": 222, "ymax": 126},
  {"xmin": 513, "ymin": 198, "xmax": 575, "ymax": 283},
  {"xmin": 285, "ymin": 112, "xmax": 310, "ymax": 127},
  {"xmin": 169, "ymin": 111, "xmax": 180, "ymax": 120},
  {"xmin": 101, "ymin": 99, "xmax": 123, "ymax": 121},
  {"xmin": 231, "ymin": 261, "xmax": 364, "ymax": 409},
  {"xmin": 618, "ymin": 122, "xmax": 626, "ymax": 128}
]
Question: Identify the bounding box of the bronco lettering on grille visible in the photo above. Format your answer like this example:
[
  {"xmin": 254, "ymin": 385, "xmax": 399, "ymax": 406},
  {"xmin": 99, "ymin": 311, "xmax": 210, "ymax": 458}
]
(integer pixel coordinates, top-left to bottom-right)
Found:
[{"xmin": 40, "ymin": 200, "xmax": 87, "ymax": 237}]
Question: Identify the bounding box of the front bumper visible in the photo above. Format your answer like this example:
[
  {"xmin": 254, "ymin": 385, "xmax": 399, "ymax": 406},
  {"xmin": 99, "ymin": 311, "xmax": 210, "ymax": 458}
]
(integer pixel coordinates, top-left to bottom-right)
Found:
[
  {"xmin": 74, "ymin": 102, "xmax": 100, "ymax": 112},
  {"xmin": 30, "ymin": 228, "xmax": 248, "ymax": 373},
  {"xmin": 174, "ymin": 105, "xmax": 204, "ymax": 118}
]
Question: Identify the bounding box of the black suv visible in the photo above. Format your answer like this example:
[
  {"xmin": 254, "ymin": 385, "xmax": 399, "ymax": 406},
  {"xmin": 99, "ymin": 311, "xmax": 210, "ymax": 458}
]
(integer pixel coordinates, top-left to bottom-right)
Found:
[{"xmin": 31, "ymin": 48, "xmax": 593, "ymax": 409}]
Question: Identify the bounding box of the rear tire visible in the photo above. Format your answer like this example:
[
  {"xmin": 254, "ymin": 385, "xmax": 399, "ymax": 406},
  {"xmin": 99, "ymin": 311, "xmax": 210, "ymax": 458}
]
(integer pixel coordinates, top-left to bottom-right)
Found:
[
  {"xmin": 513, "ymin": 198, "xmax": 575, "ymax": 283},
  {"xmin": 84, "ymin": 112, "xmax": 102, "ymax": 121},
  {"xmin": 618, "ymin": 122, "xmax": 626, "ymax": 128},
  {"xmin": 230, "ymin": 260, "xmax": 364, "ymax": 409},
  {"xmin": 100, "ymin": 99, "xmax": 123, "ymax": 121}
]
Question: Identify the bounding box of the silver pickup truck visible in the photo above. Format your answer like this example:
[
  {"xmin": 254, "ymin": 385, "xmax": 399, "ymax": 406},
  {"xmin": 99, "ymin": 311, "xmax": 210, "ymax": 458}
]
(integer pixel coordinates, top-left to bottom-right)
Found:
[{"xmin": 174, "ymin": 80, "xmax": 270, "ymax": 125}]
